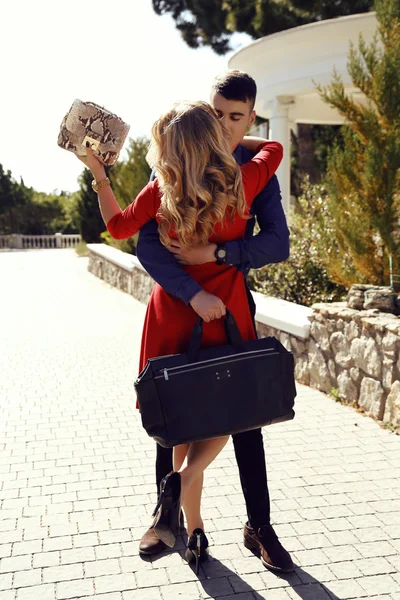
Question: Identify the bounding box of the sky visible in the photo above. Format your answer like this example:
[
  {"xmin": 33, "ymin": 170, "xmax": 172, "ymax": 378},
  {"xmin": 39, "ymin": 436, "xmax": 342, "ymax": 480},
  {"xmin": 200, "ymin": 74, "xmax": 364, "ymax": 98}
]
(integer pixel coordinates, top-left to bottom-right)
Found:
[{"xmin": 0, "ymin": 0, "xmax": 250, "ymax": 194}]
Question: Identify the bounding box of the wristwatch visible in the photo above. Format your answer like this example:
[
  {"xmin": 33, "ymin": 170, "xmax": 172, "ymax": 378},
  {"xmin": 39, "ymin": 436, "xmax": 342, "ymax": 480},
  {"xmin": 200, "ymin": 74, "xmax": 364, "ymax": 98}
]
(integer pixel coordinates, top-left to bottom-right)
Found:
[{"xmin": 214, "ymin": 244, "xmax": 227, "ymax": 265}]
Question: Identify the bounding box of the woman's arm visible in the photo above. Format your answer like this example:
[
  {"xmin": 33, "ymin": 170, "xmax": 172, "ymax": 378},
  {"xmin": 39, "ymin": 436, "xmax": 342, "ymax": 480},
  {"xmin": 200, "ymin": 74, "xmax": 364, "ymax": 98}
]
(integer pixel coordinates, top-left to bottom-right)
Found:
[
  {"xmin": 240, "ymin": 140, "xmax": 283, "ymax": 203},
  {"xmin": 82, "ymin": 151, "xmax": 122, "ymax": 225},
  {"xmin": 105, "ymin": 181, "xmax": 159, "ymax": 240},
  {"xmin": 77, "ymin": 146, "xmax": 158, "ymax": 240},
  {"xmin": 240, "ymin": 136, "xmax": 269, "ymax": 154}
]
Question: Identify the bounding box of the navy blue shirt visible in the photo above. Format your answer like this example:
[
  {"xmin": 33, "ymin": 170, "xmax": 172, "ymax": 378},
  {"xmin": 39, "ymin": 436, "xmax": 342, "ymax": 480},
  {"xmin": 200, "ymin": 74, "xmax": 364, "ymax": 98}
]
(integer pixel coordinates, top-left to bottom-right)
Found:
[{"xmin": 136, "ymin": 144, "xmax": 290, "ymax": 305}]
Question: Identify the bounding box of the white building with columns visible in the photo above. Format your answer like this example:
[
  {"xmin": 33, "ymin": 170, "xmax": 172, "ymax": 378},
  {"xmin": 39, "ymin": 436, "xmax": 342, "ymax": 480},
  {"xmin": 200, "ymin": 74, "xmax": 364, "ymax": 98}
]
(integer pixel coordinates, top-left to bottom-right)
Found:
[{"xmin": 228, "ymin": 12, "xmax": 378, "ymax": 214}]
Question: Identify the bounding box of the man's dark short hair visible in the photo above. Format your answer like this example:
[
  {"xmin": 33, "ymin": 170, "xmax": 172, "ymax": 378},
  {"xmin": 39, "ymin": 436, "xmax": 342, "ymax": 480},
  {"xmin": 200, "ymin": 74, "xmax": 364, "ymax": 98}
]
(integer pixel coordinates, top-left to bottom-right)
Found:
[{"xmin": 212, "ymin": 70, "xmax": 257, "ymax": 110}]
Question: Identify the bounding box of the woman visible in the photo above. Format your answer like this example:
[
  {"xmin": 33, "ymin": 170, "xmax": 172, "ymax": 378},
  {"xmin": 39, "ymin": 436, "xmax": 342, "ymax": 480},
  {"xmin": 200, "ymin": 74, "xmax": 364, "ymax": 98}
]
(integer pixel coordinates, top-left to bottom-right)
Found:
[{"xmin": 77, "ymin": 101, "xmax": 283, "ymax": 573}]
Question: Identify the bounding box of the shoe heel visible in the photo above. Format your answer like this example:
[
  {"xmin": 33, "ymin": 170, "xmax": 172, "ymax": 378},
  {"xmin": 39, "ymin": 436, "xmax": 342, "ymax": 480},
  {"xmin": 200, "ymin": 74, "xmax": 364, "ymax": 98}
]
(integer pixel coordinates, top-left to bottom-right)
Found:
[
  {"xmin": 152, "ymin": 495, "xmax": 163, "ymax": 518},
  {"xmin": 185, "ymin": 548, "xmax": 200, "ymax": 575},
  {"xmin": 152, "ymin": 477, "xmax": 167, "ymax": 517},
  {"xmin": 194, "ymin": 552, "xmax": 200, "ymax": 575}
]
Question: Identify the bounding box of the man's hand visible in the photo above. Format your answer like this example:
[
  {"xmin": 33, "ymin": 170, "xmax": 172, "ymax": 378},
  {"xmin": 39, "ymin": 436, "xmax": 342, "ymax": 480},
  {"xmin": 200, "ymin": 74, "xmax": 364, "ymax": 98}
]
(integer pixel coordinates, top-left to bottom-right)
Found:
[
  {"xmin": 168, "ymin": 241, "xmax": 217, "ymax": 266},
  {"xmin": 189, "ymin": 290, "xmax": 226, "ymax": 322}
]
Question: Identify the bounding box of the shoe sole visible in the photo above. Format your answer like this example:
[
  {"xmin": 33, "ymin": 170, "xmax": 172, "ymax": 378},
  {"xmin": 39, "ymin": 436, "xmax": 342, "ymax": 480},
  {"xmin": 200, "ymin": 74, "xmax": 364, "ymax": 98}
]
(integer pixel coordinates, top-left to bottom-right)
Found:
[
  {"xmin": 154, "ymin": 501, "xmax": 180, "ymax": 548},
  {"xmin": 138, "ymin": 545, "xmax": 166, "ymax": 556},
  {"xmin": 154, "ymin": 523, "xmax": 176, "ymax": 548},
  {"xmin": 244, "ymin": 536, "xmax": 295, "ymax": 573}
]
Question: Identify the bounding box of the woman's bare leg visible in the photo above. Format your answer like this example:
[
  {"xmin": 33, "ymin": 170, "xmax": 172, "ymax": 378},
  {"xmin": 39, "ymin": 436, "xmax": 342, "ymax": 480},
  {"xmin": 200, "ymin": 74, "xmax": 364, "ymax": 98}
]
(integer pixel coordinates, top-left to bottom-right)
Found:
[
  {"xmin": 179, "ymin": 436, "xmax": 230, "ymax": 536},
  {"xmin": 173, "ymin": 444, "xmax": 189, "ymax": 472},
  {"xmin": 180, "ymin": 473, "xmax": 204, "ymax": 536},
  {"xmin": 172, "ymin": 443, "xmax": 203, "ymax": 533}
]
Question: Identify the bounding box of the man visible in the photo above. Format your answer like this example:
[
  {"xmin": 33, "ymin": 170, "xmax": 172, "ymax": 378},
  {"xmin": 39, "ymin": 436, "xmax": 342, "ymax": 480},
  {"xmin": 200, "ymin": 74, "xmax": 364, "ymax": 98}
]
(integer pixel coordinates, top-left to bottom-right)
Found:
[{"xmin": 136, "ymin": 70, "xmax": 294, "ymax": 572}]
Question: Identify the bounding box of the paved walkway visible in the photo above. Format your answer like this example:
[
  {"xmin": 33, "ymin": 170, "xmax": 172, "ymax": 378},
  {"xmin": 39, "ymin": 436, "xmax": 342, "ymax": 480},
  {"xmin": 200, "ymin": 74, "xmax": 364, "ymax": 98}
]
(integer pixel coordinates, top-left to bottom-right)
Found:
[{"xmin": 1, "ymin": 249, "xmax": 400, "ymax": 600}]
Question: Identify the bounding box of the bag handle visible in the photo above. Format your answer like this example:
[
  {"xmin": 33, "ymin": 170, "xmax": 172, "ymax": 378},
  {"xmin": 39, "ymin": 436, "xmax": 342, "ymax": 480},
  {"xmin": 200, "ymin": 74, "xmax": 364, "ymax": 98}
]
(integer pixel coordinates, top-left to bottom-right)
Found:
[{"xmin": 188, "ymin": 309, "xmax": 245, "ymax": 362}]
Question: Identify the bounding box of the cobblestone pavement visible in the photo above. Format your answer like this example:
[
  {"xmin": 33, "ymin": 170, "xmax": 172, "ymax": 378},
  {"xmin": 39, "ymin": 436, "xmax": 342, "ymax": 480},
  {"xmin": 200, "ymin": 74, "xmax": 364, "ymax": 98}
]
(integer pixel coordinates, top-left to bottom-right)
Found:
[{"xmin": 1, "ymin": 249, "xmax": 400, "ymax": 600}]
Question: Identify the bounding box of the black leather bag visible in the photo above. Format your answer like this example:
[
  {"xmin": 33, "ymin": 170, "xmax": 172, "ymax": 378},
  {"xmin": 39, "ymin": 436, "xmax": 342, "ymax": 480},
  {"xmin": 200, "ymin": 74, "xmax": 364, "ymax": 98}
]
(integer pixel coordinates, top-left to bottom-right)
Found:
[{"xmin": 135, "ymin": 310, "xmax": 296, "ymax": 448}]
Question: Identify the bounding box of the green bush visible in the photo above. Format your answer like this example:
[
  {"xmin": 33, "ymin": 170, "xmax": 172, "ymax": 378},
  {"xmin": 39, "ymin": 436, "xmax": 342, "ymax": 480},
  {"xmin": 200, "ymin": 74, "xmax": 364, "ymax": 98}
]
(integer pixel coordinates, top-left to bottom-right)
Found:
[
  {"xmin": 75, "ymin": 241, "xmax": 88, "ymax": 257},
  {"xmin": 247, "ymin": 178, "xmax": 347, "ymax": 307}
]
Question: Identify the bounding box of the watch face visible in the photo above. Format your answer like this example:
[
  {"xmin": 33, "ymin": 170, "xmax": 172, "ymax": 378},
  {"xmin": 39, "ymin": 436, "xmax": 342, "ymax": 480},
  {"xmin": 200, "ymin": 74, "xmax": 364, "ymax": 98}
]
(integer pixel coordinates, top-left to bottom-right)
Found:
[{"xmin": 217, "ymin": 247, "xmax": 227, "ymax": 259}]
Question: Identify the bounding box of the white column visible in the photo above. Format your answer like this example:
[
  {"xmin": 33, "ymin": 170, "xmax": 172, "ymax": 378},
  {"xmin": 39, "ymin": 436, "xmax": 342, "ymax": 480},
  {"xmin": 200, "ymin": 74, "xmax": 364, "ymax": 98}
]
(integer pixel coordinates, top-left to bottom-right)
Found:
[
  {"xmin": 258, "ymin": 122, "xmax": 268, "ymax": 139},
  {"xmin": 267, "ymin": 96, "xmax": 294, "ymax": 215}
]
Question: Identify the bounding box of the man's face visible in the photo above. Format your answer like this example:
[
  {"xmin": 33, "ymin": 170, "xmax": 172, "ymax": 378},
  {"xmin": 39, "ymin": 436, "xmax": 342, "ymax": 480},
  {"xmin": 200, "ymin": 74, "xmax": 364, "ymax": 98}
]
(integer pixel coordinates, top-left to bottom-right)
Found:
[{"xmin": 211, "ymin": 92, "xmax": 256, "ymax": 152}]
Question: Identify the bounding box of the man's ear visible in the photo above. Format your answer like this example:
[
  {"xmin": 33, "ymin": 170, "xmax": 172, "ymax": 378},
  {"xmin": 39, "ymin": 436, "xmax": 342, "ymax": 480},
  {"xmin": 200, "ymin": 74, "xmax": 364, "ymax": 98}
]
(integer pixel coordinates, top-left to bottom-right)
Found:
[{"xmin": 248, "ymin": 110, "xmax": 256, "ymax": 128}]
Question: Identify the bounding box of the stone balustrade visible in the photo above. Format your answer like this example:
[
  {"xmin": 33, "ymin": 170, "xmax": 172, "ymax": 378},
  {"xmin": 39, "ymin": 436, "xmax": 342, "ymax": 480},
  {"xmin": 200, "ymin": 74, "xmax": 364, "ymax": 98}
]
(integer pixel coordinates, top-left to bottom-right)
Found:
[
  {"xmin": 87, "ymin": 243, "xmax": 400, "ymax": 429},
  {"xmin": 0, "ymin": 233, "xmax": 82, "ymax": 249}
]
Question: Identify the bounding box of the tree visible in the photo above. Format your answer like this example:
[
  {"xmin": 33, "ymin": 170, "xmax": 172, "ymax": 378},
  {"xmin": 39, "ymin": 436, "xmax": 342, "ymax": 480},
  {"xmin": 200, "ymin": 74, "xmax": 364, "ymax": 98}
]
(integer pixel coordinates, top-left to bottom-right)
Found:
[
  {"xmin": 0, "ymin": 164, "xmax": 18, "ymax": 233},
  {"xmin": 316, "ymin": 0, "xmax": 400, "ymax": 287},
  {"xmin": 290, "ymin": 124, "xmax": 343, "ymax": 199},
  {"xmin": 0, "ymin": 163, "xmax": 81, "ymax": 235},
  {"xmin": 101, "ymin": 136, "xmax": 152, "ymax": 254},
  {"xmin": 27, "ymin": 192, "xmax": 79, "ymax": 235},
  {"xmin": 76, "ymin": 167, "xmax": 108, "ymax": 243},
  {"xmin": 0, "ymin": 164, "xmax": 34, "ymax": 234},
  {"xmin": 109, "ymin": 137, "xmax": 151, "ymax": 207},
  {"xmin": 153, "ymin": 0, "xmax": 373, "ymax": 55}
]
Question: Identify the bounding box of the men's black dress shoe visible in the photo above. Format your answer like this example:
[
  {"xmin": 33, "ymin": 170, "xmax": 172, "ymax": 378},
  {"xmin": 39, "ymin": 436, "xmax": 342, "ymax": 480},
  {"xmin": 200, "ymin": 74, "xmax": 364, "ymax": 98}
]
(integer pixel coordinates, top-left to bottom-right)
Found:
[{"xmin": 244, "ymin": 522, "xmax": 295, "ymax": 573}]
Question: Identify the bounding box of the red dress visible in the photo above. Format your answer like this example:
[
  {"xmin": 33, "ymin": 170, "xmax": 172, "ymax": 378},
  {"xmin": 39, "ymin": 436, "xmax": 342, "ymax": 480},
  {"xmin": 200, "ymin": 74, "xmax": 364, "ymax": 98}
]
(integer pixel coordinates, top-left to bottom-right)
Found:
[{"xmin": 107, "ymin": 142, "xmax": 283, "ymax": 407}]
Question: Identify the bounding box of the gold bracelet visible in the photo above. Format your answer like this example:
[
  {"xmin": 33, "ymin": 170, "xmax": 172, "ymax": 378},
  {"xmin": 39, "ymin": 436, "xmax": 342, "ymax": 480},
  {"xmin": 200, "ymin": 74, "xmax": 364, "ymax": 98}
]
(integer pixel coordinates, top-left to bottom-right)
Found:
[{"xmin": 92, "ymin": 177, "xmax": 110, "ymax": 193}]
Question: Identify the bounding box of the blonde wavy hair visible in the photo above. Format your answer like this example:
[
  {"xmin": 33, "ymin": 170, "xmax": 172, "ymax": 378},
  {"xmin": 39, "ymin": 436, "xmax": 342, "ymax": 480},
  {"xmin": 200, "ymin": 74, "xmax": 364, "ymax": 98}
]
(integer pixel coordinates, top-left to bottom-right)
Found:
[{"xmin": 147, "ymin": 101, "xmax": 249, "ymax": 249}]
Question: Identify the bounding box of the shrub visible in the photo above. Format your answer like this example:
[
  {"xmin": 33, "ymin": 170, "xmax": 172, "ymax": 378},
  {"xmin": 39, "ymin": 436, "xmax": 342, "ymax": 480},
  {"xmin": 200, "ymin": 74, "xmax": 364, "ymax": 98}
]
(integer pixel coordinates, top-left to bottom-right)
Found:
[{"xmin": 247, "ymin": 178, "xmax": 347, "ymax": 306}]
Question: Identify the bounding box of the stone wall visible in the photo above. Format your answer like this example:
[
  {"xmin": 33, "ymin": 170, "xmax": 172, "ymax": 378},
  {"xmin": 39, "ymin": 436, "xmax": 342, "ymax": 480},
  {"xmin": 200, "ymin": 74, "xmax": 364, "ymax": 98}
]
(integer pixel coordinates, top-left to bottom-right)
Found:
[
  {"xmin": 251, "ymin": 304, "xmax": 399, "ymax": 429},
  {"xmin": 88, "ymin": 245, "xmax": 155, "ymax": 304},
  {"xmin": 255, "ymin": 322, "xmax": 310, "ymax": 386},
  {"xmin": 307, "ymin": 303, "xmax": 400, "ymax": 426}
]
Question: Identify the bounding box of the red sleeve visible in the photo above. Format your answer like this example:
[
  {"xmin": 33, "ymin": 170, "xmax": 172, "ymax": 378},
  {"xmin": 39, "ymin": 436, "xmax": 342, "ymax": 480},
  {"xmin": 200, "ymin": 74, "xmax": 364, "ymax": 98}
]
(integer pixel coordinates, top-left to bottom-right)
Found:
[
  {"xmin": 240, "ymin": 141, "xmax": 283, "ymax": 204},
  {"xmin": 106, "ymin": 180, "xmax": 160, "ymax": 240}
]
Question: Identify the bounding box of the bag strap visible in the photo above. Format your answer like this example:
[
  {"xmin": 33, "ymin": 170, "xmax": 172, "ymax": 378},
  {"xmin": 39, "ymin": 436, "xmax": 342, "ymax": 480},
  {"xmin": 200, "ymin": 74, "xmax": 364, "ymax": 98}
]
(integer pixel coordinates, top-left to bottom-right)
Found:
[
  {"xmin": 224, "ymin": 309, "xmax": 245, "ymax": 349},
  {"xmin": 187, "ymin": 319, "xmax": 203, "ymax": 362},
  {"xmin": 188, "ymin": 309, "xmax": 244, "ymax": 362}
]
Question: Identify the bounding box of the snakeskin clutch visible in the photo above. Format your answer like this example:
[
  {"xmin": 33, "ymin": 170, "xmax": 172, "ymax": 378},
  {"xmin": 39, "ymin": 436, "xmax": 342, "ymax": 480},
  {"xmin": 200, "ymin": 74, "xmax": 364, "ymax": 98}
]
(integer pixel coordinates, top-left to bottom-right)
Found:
[{"xmin": 58, "ymin": 99, "xmax": 130, "ymax": 166}]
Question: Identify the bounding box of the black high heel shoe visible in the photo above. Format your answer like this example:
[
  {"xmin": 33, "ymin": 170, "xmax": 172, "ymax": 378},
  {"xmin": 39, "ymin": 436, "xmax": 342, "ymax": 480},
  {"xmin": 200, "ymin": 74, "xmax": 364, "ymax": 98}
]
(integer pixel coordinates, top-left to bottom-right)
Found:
[
  {"xmin": 185, "ymin": 528, "xmax": 209, "ymax": 575},
  {"xmin": 152, "ymin": 472, "xmax": 181, "ymax": 548}
]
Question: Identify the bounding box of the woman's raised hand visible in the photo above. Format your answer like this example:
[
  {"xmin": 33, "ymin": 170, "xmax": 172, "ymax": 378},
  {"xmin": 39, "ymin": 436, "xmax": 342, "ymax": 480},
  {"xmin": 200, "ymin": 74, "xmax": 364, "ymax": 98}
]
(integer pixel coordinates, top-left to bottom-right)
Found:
[{"xmin": 76, "ymin": 143, "xmax": 105, "ymax": 175}]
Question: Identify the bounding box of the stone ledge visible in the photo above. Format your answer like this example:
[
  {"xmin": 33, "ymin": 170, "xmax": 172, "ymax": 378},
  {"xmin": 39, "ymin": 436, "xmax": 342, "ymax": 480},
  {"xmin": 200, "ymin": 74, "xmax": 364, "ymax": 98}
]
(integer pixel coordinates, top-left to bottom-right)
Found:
[
  {"xmin": 87, "ymin": 243, "xmax": 145, "ymax": 273},
  {"xmin": 253, "ymin": 291, "xmax": 312, "ymax": 339}
]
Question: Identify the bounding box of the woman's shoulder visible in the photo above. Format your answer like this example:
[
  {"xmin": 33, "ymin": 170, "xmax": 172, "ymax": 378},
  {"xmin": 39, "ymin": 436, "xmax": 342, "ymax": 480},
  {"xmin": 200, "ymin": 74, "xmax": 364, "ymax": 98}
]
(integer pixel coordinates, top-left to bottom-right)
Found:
[{"xmin": 137, "ymin": 178, "xmax": 161, "ymax": 202}]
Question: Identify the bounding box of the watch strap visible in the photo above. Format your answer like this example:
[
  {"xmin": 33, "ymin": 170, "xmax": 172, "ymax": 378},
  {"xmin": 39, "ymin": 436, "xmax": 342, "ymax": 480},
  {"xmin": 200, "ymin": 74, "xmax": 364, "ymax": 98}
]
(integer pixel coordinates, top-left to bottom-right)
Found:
[{"xmin": 92, "ymin": 177, "xmax": 110, "ymax": 193}]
